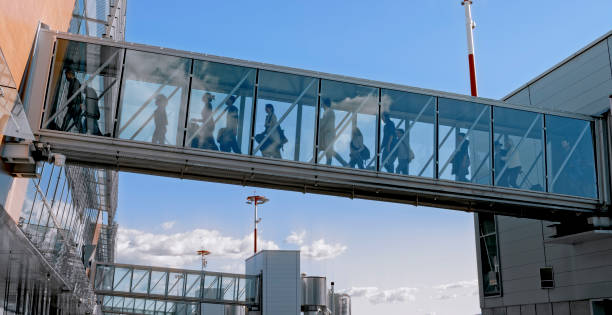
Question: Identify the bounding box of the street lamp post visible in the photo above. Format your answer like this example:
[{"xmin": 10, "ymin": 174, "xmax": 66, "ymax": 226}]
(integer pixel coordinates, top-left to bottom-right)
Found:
[{"xmin": 246, "ymin": 195, "xmax": 269, "ymax": 254}]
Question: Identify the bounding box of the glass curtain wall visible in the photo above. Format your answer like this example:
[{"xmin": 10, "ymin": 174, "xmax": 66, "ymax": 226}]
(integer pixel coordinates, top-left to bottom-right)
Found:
[
  {"xmin": 17, "ymin": 163, "xmax": 95, "ymax": 259},
  {"xmin": 493, "ymin": 108, "xmax": 545, "ymax": 191},
  {"xmin": 117, "ymin": 50, "xmax": 191, "ymax": 146},
  {"xmin": 379, "ymin": 90, "xmax": 435, "ymax": 177},
  {"xmin": 41, "ymin": 38, "xmax": 602, "ymax": 199},
  {"xmin": 546, "ymin": 115, "xmax": 597, "ymax": 198},
  {"xmin": 253, "ymin": 70, "xmax": 317, "ymax": 161},
  {"xmin": 438, "ymin": 98, "xmax": 491, "ymax": 185},
  {"xmin": 317, "ymin": 80, "xmax": 379, "ymax": 169},
  {"xmin": 44, "ymin": 39, "xmax": 122, "ymax": 136},
  {"xmin": 185, "ymin": 60, "xmax": 256, "ymax": 155}
]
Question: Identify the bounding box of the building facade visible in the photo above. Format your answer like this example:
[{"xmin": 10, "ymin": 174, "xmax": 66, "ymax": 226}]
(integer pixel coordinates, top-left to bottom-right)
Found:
[
  {"xmin": 476, "ymin": 31, "xmax": 612, "ymax": 315},
  {"xmin": 0, "ymin": 0, "xmax": 125, "ymax": 313}
]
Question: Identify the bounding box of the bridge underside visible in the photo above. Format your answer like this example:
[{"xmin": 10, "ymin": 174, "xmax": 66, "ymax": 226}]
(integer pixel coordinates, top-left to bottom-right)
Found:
[{"xmin": 37, "ymin": 130, "xmax": 599, "ymax": 221}]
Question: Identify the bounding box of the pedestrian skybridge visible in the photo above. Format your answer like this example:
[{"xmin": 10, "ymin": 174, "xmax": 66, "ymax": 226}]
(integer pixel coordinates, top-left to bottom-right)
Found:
[
  {"xmin": 23, "ymin": 30, "xmax": 610, "ymax": 221},
  {"xmin": 93, "ymin": 262, "xmax": 259, "ymax": 314}
]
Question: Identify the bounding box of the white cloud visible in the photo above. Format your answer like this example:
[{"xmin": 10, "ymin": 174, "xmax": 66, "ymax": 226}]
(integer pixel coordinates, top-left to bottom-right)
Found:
[
  {"xmin": 339, "ymin": 287, "xmax": 418, "ymax": 304},
  {"xmin": 285, "ymin": 230, "xmax": 306, "ymax": 245},
  {"xmin": 433, "ymin": 279, "xmax": 478, "ymax": 291},
  {"xmin": 300, "ymin": 239, "xmax": 347, "ymax": 261},
  {"xmin": 161, "ymin": 221, "xmax": 176, "ymax": 230},
  {"xmin": 116, "ymin": 227, "xmax": 279, "ymax": 268},
  {"xmin": 432, "ymin": 294, "xmax": 458, "ymax": 300}
]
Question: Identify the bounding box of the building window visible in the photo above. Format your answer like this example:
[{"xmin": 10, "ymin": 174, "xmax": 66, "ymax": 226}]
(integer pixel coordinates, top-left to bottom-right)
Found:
[{"xmin": 478, "ymin": 213, "xmax": 501, "ymax": 296}]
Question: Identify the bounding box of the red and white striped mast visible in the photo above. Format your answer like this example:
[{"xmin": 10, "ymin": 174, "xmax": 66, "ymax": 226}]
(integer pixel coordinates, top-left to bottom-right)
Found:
[
  {"xmin": 462, "ymin": 0, "xmax": 478, "ymax": 97},
  {"xmin": 246, "ymin": 195, "xmax": 269, "ymax": 254}
]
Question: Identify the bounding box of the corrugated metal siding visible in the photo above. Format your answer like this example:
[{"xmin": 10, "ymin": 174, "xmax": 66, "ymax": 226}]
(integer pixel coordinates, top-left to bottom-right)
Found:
[
  {"xmin": 505, "ymin": 87, "xmax": 531, "ymax": 106},
  {"xmin": 481, "ymin": 215, "xmax": 612, "ymax": 311},
  {"xmin": 503, "ymin": 35, "xmax": 612, "ymax": 116},
  {"xmin": 245, "ymin": 251, "xmax": 300, "ymax": 315}
]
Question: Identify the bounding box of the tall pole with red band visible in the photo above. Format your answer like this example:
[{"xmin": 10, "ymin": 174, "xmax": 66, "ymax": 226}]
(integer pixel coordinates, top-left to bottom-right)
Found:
[
  {"xmin": 246, "ymin": 195, "xmax": 268, "ymax": 254},
  {"xmin": 462, "ymin": 0, "xmax": 478, "ymax": 97}
]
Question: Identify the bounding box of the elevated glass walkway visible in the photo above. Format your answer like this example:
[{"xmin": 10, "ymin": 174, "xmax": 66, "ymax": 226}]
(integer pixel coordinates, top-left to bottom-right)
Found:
[
  {"xmin": 93, "ymin": 262, "xmax": 259, "ymax": 314},
  {"xmin": 24, "ymin": 30, "xmax": 610, "ymax": 220}
]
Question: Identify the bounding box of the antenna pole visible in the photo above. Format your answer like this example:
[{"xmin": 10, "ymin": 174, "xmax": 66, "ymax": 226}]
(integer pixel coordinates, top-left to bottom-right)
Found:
[{"xmin": 462, "ymin": 0, "xmax": 478, "ymax": 97}]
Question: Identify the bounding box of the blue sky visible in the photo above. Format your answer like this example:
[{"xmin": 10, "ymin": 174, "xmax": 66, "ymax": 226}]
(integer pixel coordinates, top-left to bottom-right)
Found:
[{"xmin": 115, "ymin": 1, "xmax": 612, "ymax": 314}]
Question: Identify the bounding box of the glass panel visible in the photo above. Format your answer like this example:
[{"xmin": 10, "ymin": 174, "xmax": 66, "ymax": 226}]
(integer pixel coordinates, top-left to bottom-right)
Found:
[
  {"xmin": 117, "ymin": 49, "xmax": 190, "ymax": 146},
  {"xmin": 186, "ymin": 60, "xmax": 256, "ymax": 154},
  {"xmin": 202, "ymin": 274, "xmax": 219, "ymax": 300},
  {"xmin": 112, "ymin": 296, "xmax": 124, "ymax": 311},
  {"xmin": 154, "ymin": 300, "xmax": 166, "ymax": 314},
  {"xmin": 221, "ymin": 276, "xmax": 236, "ymax": 301},
  {"xmin": 149, "ymin": 271, "xmax": 167, "ymax": 295},
  {"xmin": 478, "ymin": 213, "xmax": 501, "ymax": 297},
  {"xmin": 244, "ymin": 276, "xmax": 258, "ymax": 304},
  {"xmin": 379, "ymin": 90, "xmax": 435, "ymax": 176},
  {"xmin": 493, "ymin": 108, "xmax": 545, "ymax": 191},
  {"xmin": 438, "ymin": 98, "xmax": 491, "ymax": 184},
  {"xmin": 546, "ymin": 115, "xmax": 597, "ymax": 198},
  {"xmin": 103, "ymin": 295, "xmax": 113, "ymax": 308},
  {"xmin": 166, "ymin": 302, "xmax": 176, "ymax": 314},
  {"xmin": 131, "ymin": 268, "xmax": 150, "ymax": 293},
  {"xmin": 113, "ymin": 267, "xmax": 132, "ymax": 292},
  {"xmin": 95, "ymin": 265, "xmax": 114, "ymax": 290},
  {"xmin": 186, "ymin": 303, "xmax": 198, "ymax": 315},
  {"xmin": 167, "ymin": 272, "xmax": 185, "ymax": 297},
  {"xmin": 134, "ymin": 298, "xmax": 146, "ymax": 313},
  {"xmin": 0, "ymin": 48, "xmax": 16, "ymax": 88},
  {"xmin": 253, "ymin": 70, "xmax": 318, "ymax": 161},
  {"xmin": 124, "ymin": 298, "xmax": 135, "ymax": 313},
  {"xmin": 175, "ymin": 303, "xmax": 188, "ymax": 315},
  {"xmin": 184, "ymin": 273, "xmax": 201, "ymax": 298},
  {"xmin": 317, "ymin": 80, "xmax": 378, "ymax": 169},
  {"xmin": 236, "ymin": 277, "xmax": 246, "ymax": 302},
  {"xmin": 44, "ymin": 39, "xmax": 122, "ymax": 136},
  {"xmin": 144, "ymin": 299, "xmax": 155, "ymax": 315}
]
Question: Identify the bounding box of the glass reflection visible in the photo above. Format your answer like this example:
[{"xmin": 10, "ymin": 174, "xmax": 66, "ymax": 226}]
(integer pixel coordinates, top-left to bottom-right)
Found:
[
  {"xmin": 493, "ymin": 108, "xmax": 545, "ymax": 191},
  {"xmin": 149, "ymin": 271, "xmax": 167, "ymax": 295},
  {"xmin": 186, "ymin": 60, "xmax": 256, "ymax": 155},
  {"xmin": 117, "ymin": 50, "xmax": 190, "ymax": 146},
  {"xmin": 113, "ymin": 267, "xmax": 131, "ymax": 292},
  {"xmin": 438, "ymin": 98, "xmax": 491, "ymax": 184},
  {"xmin": 317, "ymin": 80, "xmax": 378, "ymax": 169},
  {"xmin": 546, "ymin": 115, "xmax": 597, "ymax": 198},
  {"xmin": 184, "ymin": 274, "xmax": 201, "ymax": 298},
  {"xmin": 44, "ymin": 39, "xmax": 122, "ymax": 136},
  {"xmin": 131, "ymin": 269, "xmax": 150, "ymax": 294},
  {"xmin": 253, "ymin": 70, "xmax": 317, "ymax": 161},
  {"xmin": 379, "ymin": 90, "xmax": 435, "ymax": 177},
  {"xmin": 167, "ymin": 272, "xmax": 185, "ymax": 296}
]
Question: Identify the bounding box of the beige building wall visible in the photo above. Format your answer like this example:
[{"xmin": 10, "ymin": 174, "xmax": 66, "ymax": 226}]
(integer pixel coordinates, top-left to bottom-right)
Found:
[
  {"xmin": 0, "ymin": 0, "xmax": 75, "ymax": 222},
  {"xmin": 0, "ymin": 0, "xmax": 75, "ymax": 86}
]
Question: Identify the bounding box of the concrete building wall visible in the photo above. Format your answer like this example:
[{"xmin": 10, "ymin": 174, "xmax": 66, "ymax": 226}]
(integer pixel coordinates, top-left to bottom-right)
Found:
[
  {"xmin": 245, "ymin": 250, "xmax": 300, "ymax": 315},
  {"xmin": 479, "ymin": 215, "xmax": 612, "ymax": 314},
  {"xmin": 504, "ymin": 33, "xmax": 612, "ymax": 116}
]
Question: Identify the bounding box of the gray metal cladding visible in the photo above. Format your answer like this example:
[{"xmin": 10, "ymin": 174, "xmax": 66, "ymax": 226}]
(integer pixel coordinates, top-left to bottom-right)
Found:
[{"xmin": 505, "ymin": 35, "xmax": 612, "ymax": 116}]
